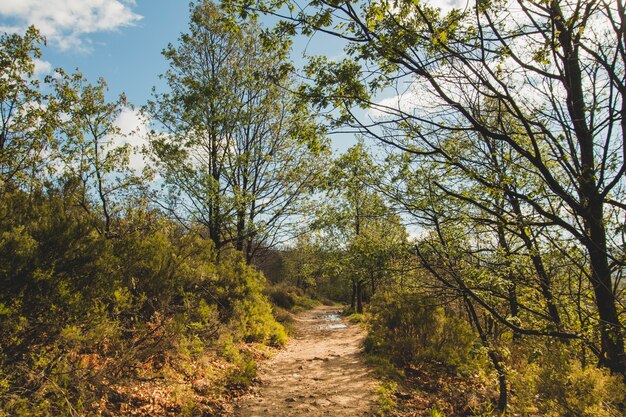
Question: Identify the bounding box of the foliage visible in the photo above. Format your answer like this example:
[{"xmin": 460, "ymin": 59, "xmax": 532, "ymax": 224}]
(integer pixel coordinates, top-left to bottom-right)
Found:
[
  {"xmin": 266, "ymin": 282, "xmax": 320, "ymax": 312},
  {"xmin": 0, "ymin": 16, "xmax": 300, "ymax": 416},
  {"xmin": 146, "ymin": 0, "xmax": 329, "ymax": 260},
  {"xmin": 375, "ymin": 380, "xmax": 398, "ymax": 416},
  {"xmin": 223, "ymin": 0, "xmax": 626, "ymax": 408},
  {"xmin": 366, "ymin": 288, "xmax": 477, "ymax": 373},
  {"xmin": 7, "ymin": 0, "xmax": 626, "ymax": 414},
  {"xmin": 347, "ymin": 313, "xmax": 366, "ymax": 324},
  {"xmin": 0, "ymin": 189, "xmax": 285, "ymax": 415},
  {"xmin": 0, "ymin": 26, "xmax": 57, "ymax": 191},
  {"xmin": 51, "ymin": 70, "xmax": 147, "ymax": 238},
  {"xmin": 509, "ymin": 346, "xmax": 626, "ymax": 417},
  {"xmin": 306, "ymin": 142, "xmax": 410, "ymax": 312}
]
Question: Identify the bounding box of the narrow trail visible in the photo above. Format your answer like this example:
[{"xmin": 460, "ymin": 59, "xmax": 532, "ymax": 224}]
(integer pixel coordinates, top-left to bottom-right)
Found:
[{"xmin": 234, "ymin": 305, "xmax": 378, "ymax": 416}]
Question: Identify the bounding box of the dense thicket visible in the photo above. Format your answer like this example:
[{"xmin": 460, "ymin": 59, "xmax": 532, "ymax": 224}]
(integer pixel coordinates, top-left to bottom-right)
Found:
[
  {"xmin": 0, "ymin": 9, "xmax": 295, "ymax": 416},
  {"xmin": 0, "ymin": 189, "xmax": 285, "ymax": 416}
]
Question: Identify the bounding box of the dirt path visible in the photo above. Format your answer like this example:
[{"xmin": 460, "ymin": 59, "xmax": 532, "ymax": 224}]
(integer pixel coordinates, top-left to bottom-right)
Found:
[{"xmin": 234, "ymin": 306, "xmax": 378, "ymax": 416}]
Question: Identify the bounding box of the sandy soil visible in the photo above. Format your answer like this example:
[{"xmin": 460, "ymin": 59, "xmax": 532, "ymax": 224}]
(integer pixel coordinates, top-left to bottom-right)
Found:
[{"xmin": 234, "ymin": 306, "xmax": 378, "ymax": 416}]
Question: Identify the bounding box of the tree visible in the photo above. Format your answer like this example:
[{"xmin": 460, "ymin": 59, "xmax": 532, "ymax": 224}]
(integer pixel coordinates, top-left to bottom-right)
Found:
[
  {"xmin": 146, "ymin": 0, "xmax": 327, "ymax": 261},
  {"xmin": 226, "ymin": 0, "xmax": 626, "ymax": 376},
  {"xmin": 52, "ymin": 71, "xmax": 143, "ymax": 238},
  {"xmin": 313, "ymin": 142, "xmax": 407, "ymax": 312},
  {"xmin": 0, "ymin": 25, "xmax": 293, "ymax": 417},
  {"xmin": 0, "ymin": 27, "xmax": 58, "ymax": 191}
]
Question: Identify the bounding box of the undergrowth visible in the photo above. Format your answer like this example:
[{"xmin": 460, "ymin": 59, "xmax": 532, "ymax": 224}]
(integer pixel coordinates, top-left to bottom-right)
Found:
[
  {"xmin": 0, "ymin": 190, "xmax": 287, "ymax": 416},
  {"xmin": 363, "ymin": 287, "xmax": 626, "ymax": 416}
]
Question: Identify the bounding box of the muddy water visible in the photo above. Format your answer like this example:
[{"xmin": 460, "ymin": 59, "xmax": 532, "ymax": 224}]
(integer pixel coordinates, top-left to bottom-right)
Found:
[{"xmin": 234, "ymin": 306, "xmax": 377, "ymax": 417}]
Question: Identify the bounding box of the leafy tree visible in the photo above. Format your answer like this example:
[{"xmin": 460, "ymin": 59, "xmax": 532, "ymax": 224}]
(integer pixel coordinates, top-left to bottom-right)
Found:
[
  {"xmin": 226, "ymin": 0, "xmax": 626, "ymax": 376},
  {"xmin": 52, "ymin": 71, "xmax": 145, "ymax": 237},
  {"xmin": 0, "ymin": 27, "xmax": 58, "ymax": 191},
  {"xmin": 313, "ymin": 142, "xmax": 407, "ymax": 312},
  {"xmin": 146, "ymin": 0, "xmax": 328, "ymax": 261},
  {"xmin": 283, "ymin": 233, "xmax": 322, "ymax": 290},
  {"xmin": 0, "ymin": 25, "xmax": 290, "ymax": 416}
]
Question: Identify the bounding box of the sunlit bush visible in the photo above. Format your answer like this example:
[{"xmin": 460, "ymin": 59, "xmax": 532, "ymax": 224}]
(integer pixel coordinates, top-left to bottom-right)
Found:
[
  {"xmin": 0, "ymin": 190, "xmax": 286, "ymax": 415},
  {"xmin": 365, "ymin": 289, "xmax": 477, "ymax": 372},
  {"xmin": 509, "ymin": 343, "xmax": 626, "ymax": 416}
]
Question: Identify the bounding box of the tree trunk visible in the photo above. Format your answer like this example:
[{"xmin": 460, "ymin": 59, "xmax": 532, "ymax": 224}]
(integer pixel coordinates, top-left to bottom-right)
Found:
[
  {"xmin": 506, "ymin": 192, "xmax": 562, "ymax": 330},
  {"xmin": 465, "ymin": 297, "xmax": 507, "ymax": 412},
  {"xmin": 495, "ymin": 220, "xmax": 521, "ymax": 341},
  {"xmin": 236, "ymin": 210, "xmax": 245, "ymax": 252},
  {"xmin": 585, "ymin": 198, "xmax": 626, "ymax": 374},
  {"xmin": 350, "ymin": 280, "xmax": 357, "ymax": 311},
  {"xmin": 356, "ymin": 280, "xmax": 363, "ymax": 314},
  {"xmin": 549, "ymin": 0, "xmax": 626, "ymax": 374}
]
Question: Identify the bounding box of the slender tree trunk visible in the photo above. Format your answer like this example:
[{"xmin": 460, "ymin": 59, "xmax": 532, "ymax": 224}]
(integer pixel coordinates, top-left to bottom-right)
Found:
[
  {"xmin": 495, "ymin": 220, "xmax": 520, "ymax": 341},
  {"xmin": 549, "ymin": 0, "xmax": 626, "ymax": 374},
  {"xmin": 93, "ymin": 135, "xmax": 111, "ymax": 238},
  {"xmin": 245, "ymin": 238, "xmax": 254, "ymax": 264},
  {"xmin": 465, "ymin": 297, "xmax": 507, "ymax": 412},
  {"xmin": 209, "ymin": 129, "xmax": 222, "ymax": 253},
  {"xmin": 506, "ymin": 193, "xmax": 562, "ymax": 330},
  {"xmin": 245, "ymin": 200, "xmax": 257, "ymax": 264},
  {"xmin": 350, "ymin": 280, "xmax": 357, "ymax": 311},
  {"xmin": 356, "ymin": 280, "xmax": 363, "ymax": 314},
  {"xmin": 236, "ymin": 209, "xmax": 245, "ymax": 252},
  {"xmin": 585, "ymin": 198, "xmax": 626, "ymax": 374}
]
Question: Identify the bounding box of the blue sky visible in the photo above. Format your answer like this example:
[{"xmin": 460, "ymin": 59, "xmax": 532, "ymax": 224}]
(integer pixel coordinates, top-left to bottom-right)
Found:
[
  {"xmin": 0, "ymin": 0, "xmax": 461, "ymax": 158},
  {"xmin": 0, "ymin": 0, "xmax": 457, "ymax": 241},
  {"xmin": 0, "ymin": 0, "xmax": 360, "ymax": 153},
  {"xmin": 0, "ymin": 0, "xmax": 348, "ymax": 108},
  {"xmin": 1, "ymin": 1, "xmax": 189, "ymax": 106}
]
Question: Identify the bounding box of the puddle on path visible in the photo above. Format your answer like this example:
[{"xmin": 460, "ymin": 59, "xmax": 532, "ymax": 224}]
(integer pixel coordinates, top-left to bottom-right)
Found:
[{"xmin": 313, "ymin": 312, "xmax": 347, "ymax": 330}]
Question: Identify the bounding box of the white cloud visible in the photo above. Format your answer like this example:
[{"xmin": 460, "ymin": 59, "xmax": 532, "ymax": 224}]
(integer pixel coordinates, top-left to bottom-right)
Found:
[
  {"xmin": 407, "ymin": 226, "xmax": 428, "ymax": 243},
  {"xmin": 113, "ymin": 106, "xmax": 149, "ymax": 174},
  {"xmin": 427, "ymin": 0, "xmax": 470, "ymax": 14},
  {"xmin": 0, "ymin": 0, "xmax": 142, "ymax": 52},
  {"xmin": 369, "ymin": 89, "xmax": 421, "ymax": 119},
  {"xmin": 33, "ymin": 58, "xmax": 52, "ymax": 76}
]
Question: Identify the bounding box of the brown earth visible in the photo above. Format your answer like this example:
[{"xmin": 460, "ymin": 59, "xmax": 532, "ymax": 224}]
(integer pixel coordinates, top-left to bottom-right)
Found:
[{"xmin": 234, "ymin": 306, "xmax": 378, "ymax": 416}]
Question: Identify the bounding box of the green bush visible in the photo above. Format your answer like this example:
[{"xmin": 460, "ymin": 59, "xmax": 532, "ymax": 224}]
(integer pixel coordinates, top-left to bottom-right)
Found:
[
  {"xmin": 509, "ymin": 346, "xmax": 626, "ymax": 416},
  {"xmin": 348, "ymin": 313, "xmax": 367, "ymax": 324},
  {"xmin": 366, "ymin": 289, "xmax": 477, "ymax": 372},
  {"xmin": 0, "ymin": 190, "xmax": 287, "ymax": 415},
  {"xmin": 224, "ymin": 355, "xmax": 258, "ymax": 390},
  {"xmin": 268, "ymin": 284, "xmax": 297, "ymax": 309},
  {"xmin": 266, "ymin": 283, "xmax": 320, "ymax": 312}
]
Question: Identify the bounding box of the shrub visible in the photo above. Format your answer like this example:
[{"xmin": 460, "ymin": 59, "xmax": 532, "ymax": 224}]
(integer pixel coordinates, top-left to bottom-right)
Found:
[
  {"xmin": 0, "ymin": 191, "xmax": 288, "ymax": 415},
  {"xmin": 265, "ymin": 282, "xmax": 320, "ymax": 312},
  {"xmin": 366, "ymin": 289, "xmax": 477, "ymax": 372},
  {"xmin": 509, "ymin": 344, "xmax": 626, "ymax": 416},
  {"xmin": 348, "ymin": 313, "xmax": 367, "ymax": 324},
  {"xmin": 376, "ymin": 380, "xmax": 398, "ymax": 415},
  {"xmin": 268, "ymin": 285, "xmax": 297, "ymax": 309}
]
